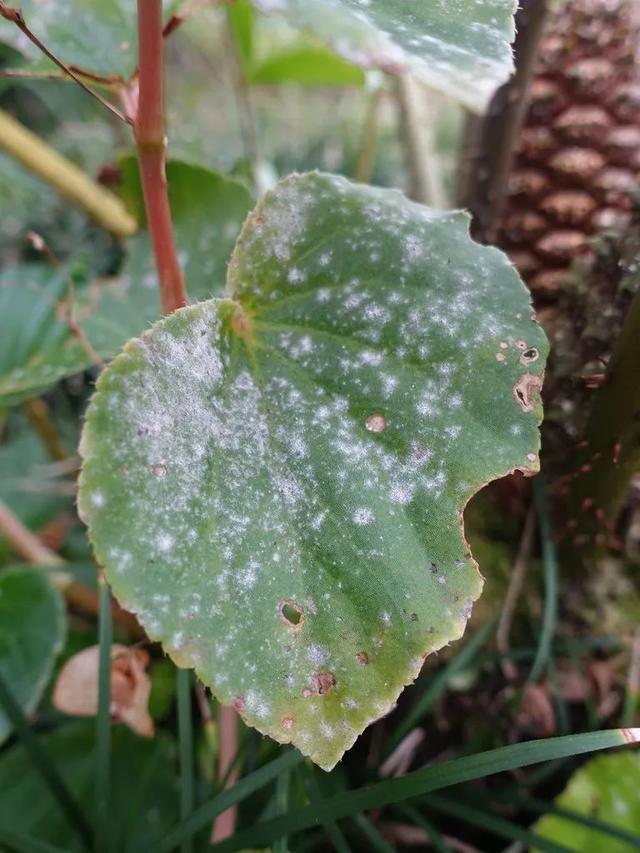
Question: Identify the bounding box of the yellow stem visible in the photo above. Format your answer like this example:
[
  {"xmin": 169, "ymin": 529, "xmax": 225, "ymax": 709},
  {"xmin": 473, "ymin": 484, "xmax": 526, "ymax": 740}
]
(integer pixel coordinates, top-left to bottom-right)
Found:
[{"xmin": 0, "ymin": 108, "xmax": 137, "ymax": 238}]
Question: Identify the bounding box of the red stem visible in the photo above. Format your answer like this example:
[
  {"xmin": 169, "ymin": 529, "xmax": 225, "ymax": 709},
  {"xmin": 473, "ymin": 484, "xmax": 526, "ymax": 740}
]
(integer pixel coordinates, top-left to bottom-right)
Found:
[{"xmin": 134, "ymin": 0, "xmax": 187, "ymax": 315}]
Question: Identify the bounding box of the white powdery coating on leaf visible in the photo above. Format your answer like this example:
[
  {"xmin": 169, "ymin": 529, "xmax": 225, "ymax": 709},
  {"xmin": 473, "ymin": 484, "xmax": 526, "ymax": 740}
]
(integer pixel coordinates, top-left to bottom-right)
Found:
[{"xmin": 81, "ymin": 171, "xmax": 546, "ymax": 771}]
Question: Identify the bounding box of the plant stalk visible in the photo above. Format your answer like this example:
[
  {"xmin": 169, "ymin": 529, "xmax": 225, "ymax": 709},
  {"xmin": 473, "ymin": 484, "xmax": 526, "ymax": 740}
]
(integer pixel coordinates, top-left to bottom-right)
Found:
[
  {"xmin": 560, "ymin": 286, "xmax": 640, "ymax": 557},
  {"xmin": 211, "ymin": 704, "xmax": 240, "ymax": 842},
  {"xmin": 394, "ymin": 75, "xmax": 446, "ymax": 208},
  {"xmin": 134, "ymin": 0, "xmax": 187, "ymax": 315},
  {"xmin": 0, "ymin": 498, "xmax": 143, "ymax": 635},
  {"xmin": 456, "ymin": 0, "xmax": 549, "ymax": 241},
  {"xmin": 177, "ymin": 669, "xmax": 195, "ymax": 853},
  {"xmin": 95, "ymin": 575, "xmax": 113, "ymax": 853},
  {"xmin": 0, "ymin": 109, "xmax": 137, "ymax": 238}
]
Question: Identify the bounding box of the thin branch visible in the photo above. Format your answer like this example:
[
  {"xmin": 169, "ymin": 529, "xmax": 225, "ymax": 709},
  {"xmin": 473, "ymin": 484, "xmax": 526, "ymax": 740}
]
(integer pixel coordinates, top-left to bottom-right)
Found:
[
  {"xmin": 0, "ymin": 498, "xmax": 63, "ymax": 565},
  {"xmin": 353, "ymin": 83, "xmax": 383, "ymax": 185},
  {"xmin": 22, "ymin": 398, "xmax": 70, "ymax": 462},
  {"xmin": 163, "ymin": 0, "xmax": 223, "ymax": 38},
  {"xmin": 497, "ymin": 504, "xmax": 537, "ymax": 681},
  {"xmin": 0, "ymin": 496, "xmax": 143, "ymax": 636},
  {"xmin": 134, "ymin": 0, "xmax": 187, "ymax": 315},
  {"xmin": 27, "ymin": 231, "xmax": 106, "ymax": 370},
  {"xmin": 0, "ymin": 1, "xmax": 131, "ymax": 124},
  {"xmin": 224, "ymin": 6, "xmax": 261, "ymax": 190},
  {"xmin": 0, "ymin": 109, "xmax": 137, "ymax": 237},
  {"xmin": 394, "ymin": 74, "xmax": 447, "ymax": 208}
]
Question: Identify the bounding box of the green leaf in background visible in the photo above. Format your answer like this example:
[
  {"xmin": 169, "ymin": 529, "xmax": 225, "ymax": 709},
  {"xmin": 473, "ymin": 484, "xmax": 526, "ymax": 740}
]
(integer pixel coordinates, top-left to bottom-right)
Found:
[
  {"xmin": 534, "ymin": 752, "xmax": 640, "ymax": 853},
  {"xmin": 251, "ymin": 0, "xmax": 517, "ymax": 110},
  {"xmin": 0, "ymin": 162, "xmax": 253, "ymax": 406},
  {"xmin": 78, "ymin": 171, "xmax": 547, "ymax": 769},
  {"xmin": 117, "ymin": 159, "xmax": 254, "ymax": 305},
  {"xmin": 78, "ymin": 160, "xmax": 254, "ymax": 357},
  {"xmin": 0, "ymin": 721, "xmax": 179, "ymax": 852},
  {"xmin": 0, "ymin": 265, "xmax": 92, "ymax": 407},
  {"xmin": 227, "ymin": 0, "xmax": 256, "ymax": 73},
  {"xmin": 250, "ymin": 45, "xmax": 366, "ymax": 87},
  {"xmin": 0, "ymin": 567, "xmax": 65, "ymax": 744},
  {"xmin": 0, "ymin": 1, "xmax": 179, "ymax": 79},
  {"xmin": 0, "ymin": 425, "xmax": 72, "ymax": 536}
]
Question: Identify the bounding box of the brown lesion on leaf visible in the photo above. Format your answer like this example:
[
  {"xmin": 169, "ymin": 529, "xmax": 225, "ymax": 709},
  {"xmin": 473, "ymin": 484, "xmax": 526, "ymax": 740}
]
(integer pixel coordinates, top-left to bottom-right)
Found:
[
  {"xmin": 356, "ymin": 651, "xmax": 369, "ymax": 665},
  {"xmin": 281, "ymin": 715, "xmax": 294, "ymax": 731},
  {"xmin": 314, "ymin": 671, "xmax": 336, "ymax": 695},
  {"xmin": 513, "ymin": 373, "xmax": 543, "ymax": 413}
]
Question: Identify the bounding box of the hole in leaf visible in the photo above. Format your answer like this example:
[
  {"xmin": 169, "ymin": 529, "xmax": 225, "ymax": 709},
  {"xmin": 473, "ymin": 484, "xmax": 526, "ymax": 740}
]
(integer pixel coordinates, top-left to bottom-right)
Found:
[
  {"xmin": 520, "ymin": 347, "xmax": 539, "ymax": 364},
  {"xmin": 513, "ymin": 373, "xmax": 543, "ymax": 413},
  {"xmin": 279, "ymin": 600, "xmax": 304, "ymax": 628}
]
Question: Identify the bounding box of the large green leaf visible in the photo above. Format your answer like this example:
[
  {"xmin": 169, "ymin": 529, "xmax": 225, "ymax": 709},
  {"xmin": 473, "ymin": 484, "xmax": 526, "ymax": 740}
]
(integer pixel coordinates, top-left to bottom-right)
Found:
[
  {"xmin": 0, "ymin": 162, "xmax": 253, "ymax": 407},
  {"xmin": 534, "ymin": 752, "xmax": 640, "ymax": 852},
  {"xmin": 0, "ymin": 567, "xmax": 65, "ymax": 744},
  {"xmin": 78, "ymin": 172, "xmax": 547, "ymax": 769},
  {"xmin": 0, "ymin": 721, "xmax": 179, "ymax": 852},
  {"xmin": 0, "ymin": 1, "xmax": 179, "ymax": 78},
  {"xmin": 251, "ymin": 0, "xmax": 517, "ymax": 109}
]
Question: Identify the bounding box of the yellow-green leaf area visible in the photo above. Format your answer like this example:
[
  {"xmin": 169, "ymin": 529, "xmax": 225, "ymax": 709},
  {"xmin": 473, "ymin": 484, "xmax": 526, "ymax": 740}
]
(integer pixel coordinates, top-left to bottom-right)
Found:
[
  {"xmin": 534, "ymin": 752, "xmax": 640, "ymax": 852},
  {"xmin": 79, "ymin": 172, "xmax": 547, "ymax": 769}
]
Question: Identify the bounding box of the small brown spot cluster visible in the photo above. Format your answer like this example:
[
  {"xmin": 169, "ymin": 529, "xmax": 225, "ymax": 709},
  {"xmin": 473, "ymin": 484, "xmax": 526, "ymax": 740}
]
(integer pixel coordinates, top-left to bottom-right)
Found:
[
  {"xmin": 314, "ymin": 671, "xmax": 336, "ymax": 694},
  {"xmin": 356, "ymin": 651, "xmax": 369, "ymax": 665}
]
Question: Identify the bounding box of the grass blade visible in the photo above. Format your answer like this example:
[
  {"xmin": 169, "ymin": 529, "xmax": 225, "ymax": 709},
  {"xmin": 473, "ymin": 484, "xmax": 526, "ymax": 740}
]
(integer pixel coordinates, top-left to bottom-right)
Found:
[
  {"xmin": 0, "ymin": 670, "xmax": 92, "ymax": 849},
  {"xmin": 384, "ymin": 615, "xmax": 498, "ymax": 756},
  {"xmin": 273, "ymin": 768, "xmax": 290, "ymax": 853},
  {"xmin": 425, "ymin": 793, "xmax": 572, "ymax": 853},
  {"xmin": 0, "ymin": 827, "xmax": 69, "ymax": 853},
  {"xmin": 211, "ymin": 729, "xmax": 640, "ymax": 851},
  {"xmin": 352, "ymin": 814, "xmax": 394, "ymax": 853},
  {"xmin": 155, "ymin": 749, "xmax": 303, "ymax": 853},
  {"xmin": 95, "ymin": 574, "xmax": 112, "ymax": 853},
  {"xmin": 396, "ymin": 804, "xmax": 452, "ymax": 853},
  {"xmin": 177, "ymin": 668, "xmax": 194, "ymax": 853},
  {"xmin": 529, "ymin": 477, "xmax": 558, "ymax": 684},
  {"xmin": 303, "ymin": 766, "xmax": 351, "ymax": 853}
]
